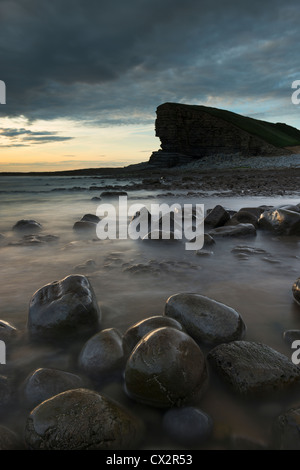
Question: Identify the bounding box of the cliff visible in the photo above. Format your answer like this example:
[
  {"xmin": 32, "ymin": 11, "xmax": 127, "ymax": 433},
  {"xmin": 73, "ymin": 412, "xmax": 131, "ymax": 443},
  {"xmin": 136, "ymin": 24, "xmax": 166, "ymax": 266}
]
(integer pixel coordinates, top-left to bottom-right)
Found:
[{"xmin": 149, "ymin": 103, "xmax": 300, "ymax": 167}]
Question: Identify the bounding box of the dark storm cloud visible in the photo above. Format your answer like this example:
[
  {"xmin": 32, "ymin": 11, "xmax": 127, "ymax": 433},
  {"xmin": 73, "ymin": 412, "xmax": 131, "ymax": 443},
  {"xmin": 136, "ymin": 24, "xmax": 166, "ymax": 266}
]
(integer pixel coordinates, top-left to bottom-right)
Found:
[{"xmin": 0, "ymin": 0, "xmax": 299, "ymax": 124}]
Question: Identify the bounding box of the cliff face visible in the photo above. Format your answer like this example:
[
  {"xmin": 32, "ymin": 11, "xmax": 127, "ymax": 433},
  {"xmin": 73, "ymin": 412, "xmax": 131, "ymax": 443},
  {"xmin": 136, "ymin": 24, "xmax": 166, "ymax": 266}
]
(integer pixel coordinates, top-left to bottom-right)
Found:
[{"xmin": 149, "ymin": 102, "xmax": 287, "ymax": 167}]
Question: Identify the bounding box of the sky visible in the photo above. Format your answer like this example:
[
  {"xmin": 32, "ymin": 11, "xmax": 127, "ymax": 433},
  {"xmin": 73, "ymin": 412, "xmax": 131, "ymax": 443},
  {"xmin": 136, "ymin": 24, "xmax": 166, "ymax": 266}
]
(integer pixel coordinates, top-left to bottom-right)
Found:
[{"xmin": 0, "ymin": 0, "xmax": 300, "ymax": 172}]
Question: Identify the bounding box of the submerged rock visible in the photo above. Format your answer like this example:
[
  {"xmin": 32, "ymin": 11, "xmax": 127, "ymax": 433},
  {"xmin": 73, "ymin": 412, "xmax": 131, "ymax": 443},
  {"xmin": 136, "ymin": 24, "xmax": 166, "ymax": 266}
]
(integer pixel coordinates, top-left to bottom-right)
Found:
[
  {"xmin": 208, "ymin": 223, "xmax": 256, "ymax": 238},
  {"xmin": 22, "ymin": 368, "xmax": 84, "ymax": 409},
  {"xmin": 123, "ymin": 315, "xmax": 185, "ymax": 353},
  {"xmin": 124, "ymin": 327, "xmax": 208, "ymax": 408},
  {"xmin": 78, "ymin": 328, "xmax": 126, "ymax": 380},
  {"xmin": 24, "ymin": 388, "xmax": 143, "ymax": 450},
  {"xmin": 164, "ymin": 293, "xmax": 246, "ymax": 346},
  {"xmin": 162, "ymin": 407, "xmax": 213, "ymax": 446},
  {"xmin": 12, "ymin": 219, "xmax": 42, "ymax": 233},
  {"xmin": 27, "ymin": 275, "xmax": 101, "ymax": 342},
  {"xmin": 208, "ymin": 341, "xmax": 300, "ymax": 395},
  {"xmin": 0, "ymin": 426, "xmax": 20, "ymax": 450}
]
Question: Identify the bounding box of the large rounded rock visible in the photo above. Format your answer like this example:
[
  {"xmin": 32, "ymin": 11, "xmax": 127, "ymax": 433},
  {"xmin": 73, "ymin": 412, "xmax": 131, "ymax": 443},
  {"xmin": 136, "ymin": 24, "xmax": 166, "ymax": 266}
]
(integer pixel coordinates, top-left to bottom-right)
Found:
[
  {"xmin": 258, "ymin": 208, "xmax": 300, "ymax": 235},
  {"xmin": 272, "ymin": 407, "xmax": 300, "ymax": 449},
  {"xmin": 78, "ymin": 328, "xmax": 126, "ymax": 379},
  {"xmin": 124, "ymin": 327, "xmax": 208, "ymax": 408},
  {"xmin": 12, "ymin": 219, "xmax": 42, "ymax": 233},
  {"xmin": 165, "ymin": 293, "xmax": 246, "ymax": 346},
  {"xmin": 162, "ymin": 407, "xmax": 213, "ymax": 446},
  {"xmin": 208, "ymin": 341, "xmax": 300, "ymax": 395},
  {"xmin": 24, "ymin": 388, "xmax": 143, "ymax": 450},
  {"xmin": 204, "ymin": 205, "xmax": 230, "ymax": 229},
  {"xmin": 123, "ymin": 316, "xmax": 185, "ymax": 354},
  {"xmin": 27, "ymin": 275, "xmax": 101, "ymax": 342},
  {"xmin": 22, "ymin": 368, "xmax": 84, "ymax": 409}
]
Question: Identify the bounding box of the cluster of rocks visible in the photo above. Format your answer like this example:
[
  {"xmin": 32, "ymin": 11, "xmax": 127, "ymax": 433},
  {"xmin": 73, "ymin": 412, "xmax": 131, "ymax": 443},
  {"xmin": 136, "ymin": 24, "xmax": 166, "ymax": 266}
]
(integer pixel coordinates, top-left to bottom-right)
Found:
[{"xmin": 0, "ymin": 270, "xmax": 299, "ymax": 449}]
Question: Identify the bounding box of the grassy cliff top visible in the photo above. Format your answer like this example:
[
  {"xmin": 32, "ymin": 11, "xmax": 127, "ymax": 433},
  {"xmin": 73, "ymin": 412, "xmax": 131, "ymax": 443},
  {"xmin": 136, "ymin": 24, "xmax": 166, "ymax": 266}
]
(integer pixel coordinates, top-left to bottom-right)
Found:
[{"xmin": 159, "ymin": 102, "xmax": 300, "ymax": 148}]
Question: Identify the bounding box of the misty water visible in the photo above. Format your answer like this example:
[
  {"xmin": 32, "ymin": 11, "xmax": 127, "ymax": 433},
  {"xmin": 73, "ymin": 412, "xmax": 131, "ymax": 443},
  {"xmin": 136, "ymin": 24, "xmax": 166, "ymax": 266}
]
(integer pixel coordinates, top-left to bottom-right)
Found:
[{"xmin": 1, "ymin": 174, "xmax": 300, "ymax": 449}]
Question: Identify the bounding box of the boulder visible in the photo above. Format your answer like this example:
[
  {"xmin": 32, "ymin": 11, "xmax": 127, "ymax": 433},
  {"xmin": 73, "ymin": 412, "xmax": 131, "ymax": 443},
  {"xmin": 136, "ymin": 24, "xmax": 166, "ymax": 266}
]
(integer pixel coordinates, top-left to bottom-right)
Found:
[
  {"xmin": 22, "ymin": 368, "xmax": 84, "ymax": 409},
  {"xmin": 123, "ymin": 316, "xmax": 185, "ymax": 353},
  {"xmin": 124, "ymin": 327, "xmax": 207, "ymax": 408},
  {"xmin": 12, "ymin": 219, "xmax": 42, "ymax": 233},
  {"xmin": 24, "ymin": 388, "xmax": 143, "ymax": 450},
  {"xmin": 162, "ymin": 407, "xmax": 213, "ymax": 446},
  {"xmin": 164, "ymin": 293, "xmax": 246, "ymax": 346},
  {"xmin": 225, "ymin": 211, "xmax": 259, "ymax": 228},
  {"xmin": 204, "ymin": 205, "xmax": 230, "ymax": 229},
  {"xmin": 78, "ymin": 328, "xmax": 126, "ymax": 380},
  {"xmin": 258, "ymin": 208, "xmax": 300, "ymax": 235},
  {"xmin": 27, "ymin": 275, "xmax": 101, "ymax": 342},
  {"xmin": 208, "ymin": 341, "xmax": 300, "ymax": 395}
]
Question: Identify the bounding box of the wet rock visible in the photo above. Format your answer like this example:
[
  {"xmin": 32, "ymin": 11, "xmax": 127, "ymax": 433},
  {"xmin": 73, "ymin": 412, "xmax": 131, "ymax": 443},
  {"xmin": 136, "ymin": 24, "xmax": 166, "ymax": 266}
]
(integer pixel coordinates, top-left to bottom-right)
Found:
[
  {"xmin": 80, "ymin": 214, "xmax": 100, "ymax": 224},
  {"xmin": 24, "ymin": 388, "xmax": 143, "ymax": 450},
  {"xmin": 195, "ymin": 249, "xmax": 214, "ymax": 256},
  {"xmin": 165, "ymin": 293, "xmax": 246, "ymax": 346},
  {"xmin": 123, "ymin": 316, "xmax": 185, "ymax": 353},
  {"xmin": 100, "ymin": 191, "xmax": 128, "ymax": 198},
  {"xmin": 0, "ymin": 320, "xmax": 18, "ymax": 343},
  {"xmin": 78, "ymin": 328, "xmax": 126, "ymax": 380},
  {"xmin": 12, "ymin": 219, "xmax": 42, "ymax": 233},
  {"xmin": 128, "ymin": 207, "xmax": 152, "ymax": 239},
  {"xmin": 73, "ymin": 221, "xmax": 97, "ymax": 232},
  {"xmin": 10, "ymin": 234, "xmax": 59, "ymax": 246},
  {"xmin": 239, "ymin": 207, "xmax": 265, "ymax": 218},
  {"xmin": 162, "ymin": 407, "xmax": 213, "ymax": 446},
  {"xmin": 292, "ymin": 277, "xmax": 300, "ymax": 306},
  {"xmin": 231, "ymin": 245, "xmax": 268, "ymax": 256},
  {"xmin": 272, "ymin": 407, "xmax": 300, "ymax": 449},
  {"xmin": 204, "ymin": 205, "xmax": 230, "ymax": 229},
  {"xmin": 208, "ymin": 223, "xmax": 256, "ymax": 238},
  {"xmin": 91, "ymin": 196, "xmax": 101, "ymax": 202},
  {"xmin": 283, "ymin": 329, "xmax": 300, "ymax": 345},
  {"xmin": 27, "ymin": 275, "xmax": 101, "ymax": 342},
  {"xmin": 258, "ymin": 208, "xmax": 300, "ymax": 235},
  {"xmin": 0, "ymin": 425, "xmax": 20, "ymax": 450},
  {"xmin": 225, "ymin": 211, "xmax": 259, "ymax": 228},
  {"xmin": 22, "ymin": 368, "xmax": 84, "ymax": 409},
  {"xmin": 124, "ymin": 327, "xmax": 208, "ymax": 408},
  {"xmin": 208, "ymin": 341, "xmax": 300, "ymax": 395}
]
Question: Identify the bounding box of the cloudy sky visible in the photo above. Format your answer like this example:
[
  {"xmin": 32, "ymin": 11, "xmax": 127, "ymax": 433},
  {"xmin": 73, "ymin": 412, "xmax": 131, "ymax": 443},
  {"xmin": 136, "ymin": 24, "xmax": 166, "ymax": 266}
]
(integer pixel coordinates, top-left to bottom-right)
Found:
[{"xmin": 0, "ymin": 0, "xmax": 299, "ymax": 171}]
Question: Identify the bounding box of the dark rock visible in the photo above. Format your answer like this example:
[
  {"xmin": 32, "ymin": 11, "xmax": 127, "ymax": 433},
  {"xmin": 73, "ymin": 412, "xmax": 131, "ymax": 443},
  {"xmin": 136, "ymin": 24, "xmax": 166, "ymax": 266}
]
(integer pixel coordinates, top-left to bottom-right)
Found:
[
  {"xmin": 80, "ymin": 214, "xmax": 100, "ymax": 224},
  {"xmin": 231, "ymin": 245, "xmax": 268, "ymax": 256},
  {"xmin": 78, "ymin": 328, "xmax": 126, "ymax": 380},
  {"xmin": 91, "ymin": 196, "xmax": 101, "ymax": 202},
  {"xmin": 0, "ymin": 375, "xmax": 12, "ymax": 408},
  {"xmin": 208, "ymin": 223, "xmax": 256, "ymax": 238},
  {"xmin": 165, "ymin": 293, "xmax": 246, "ymax": 346},
  {"xmin": 258, "ymin": 208, "xmax": 300, "ymax": 235},
  {"xmin": 100, "ymin": 191, "xmax": 128, "ymax": 198},
  {"xmin": 22, "ymin": 368, "xmax": 84, "ymax": 409},
  {"xmin": 162, "ymin": 407, "xmax": 213, "ymax": 446},
  {"xmin": 229, "ymin": 435, "xmax": 268, "ymax": 450},
  {"xmin": 10, "ymin": 234, "xmax": 59, "ymax": 246},
  {"xmin": 123, "ymin": 316, "xmax": 185, "ymax": 354},
  {"xmin": 225, "ymin": 210, "xmax": 259, "ymax": 228},
  {"xmin": 24, "ymin": 388, "xmax": 143, "ymax": 450},
  {"xmin": 124, "ymin": 327, "xmax": 208, "ymax": 408},
  {"xmin": 208, "ymin": 341, "xmax": 300, "ymax": 395},
  {"xmin": 292, "ymin": 277, "xmax": 300, "ymax": 306},
  {"xmin": 12, "ymin": 219, "xmax": 42, "ymax": 233},
  {"xmin": 204, "ymin": 205, "xmax": 230, "ymax": 229},
  {"xmin": 73, "ymin": 221, "xmax": 97, "ymax": 232},
  {"xmin": 27, "ymin": 275, "xmax": 101, "ymax": 342},
  {"xmin": 239, "ymin": 207, "xmax": 265, "ymax": 218},
  {"xmin": 0, "ymin": 320, "xmax": 18, "ymax": 343},
  {"xmin": 272, "ymin": 407, "xmax": 300, "ymax": 449}
]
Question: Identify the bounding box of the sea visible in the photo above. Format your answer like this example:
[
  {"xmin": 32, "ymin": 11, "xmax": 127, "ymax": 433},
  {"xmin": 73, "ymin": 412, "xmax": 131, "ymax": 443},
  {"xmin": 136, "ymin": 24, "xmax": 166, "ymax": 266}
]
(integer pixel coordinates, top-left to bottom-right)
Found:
[{"xmin": 1, "ymin": 173, "xmax": 300, "ymax": 449}]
